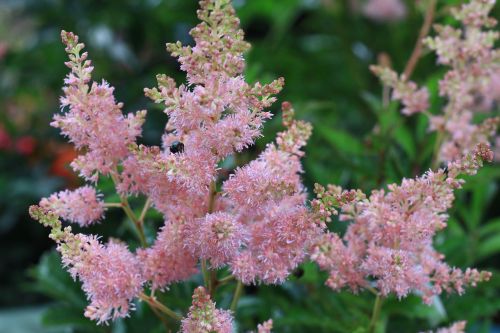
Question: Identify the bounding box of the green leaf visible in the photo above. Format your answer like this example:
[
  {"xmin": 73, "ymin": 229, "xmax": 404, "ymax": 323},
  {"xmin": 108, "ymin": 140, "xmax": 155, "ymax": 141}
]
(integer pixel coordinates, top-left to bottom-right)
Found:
[
  {"xmin": 477, "ymin": 233, "xmax": 500, "ymax": 260},
  {"xmin": 479, "ymin": 218, "xmax": 500, "ymax": 238},
  {"xmin": 393, "ymin": 125, "xmax": 415, "ymax": 159},
  {"xmin": 316, "ymin": 124, "xmax": 365, "ymax": 156}
]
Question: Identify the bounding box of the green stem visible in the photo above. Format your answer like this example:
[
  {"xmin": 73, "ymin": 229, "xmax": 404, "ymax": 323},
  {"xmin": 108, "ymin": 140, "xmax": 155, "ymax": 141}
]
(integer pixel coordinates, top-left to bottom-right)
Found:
[
  {"xmin": 121, "ymin": 199, "xmax": 147, "ymax": 247},
  {"xmin": 202, "ymin": 260, "xmax": 210, "ymax": 289},
  {"xmin": 200, "ymin": 181, "xmax": 218, "ymax": 295},
  {"xmin": 139, "ymin": 198, "xmax": 152, "ymax": 223},
  {"xmin": 207, "ymin": 181, "xmax": 217, "ymax": 214},
  {"xmin": 230, "ymin": 280, "xmax": 244, "ymax": 312},
  {"xmin": 110, "ymin": 171, "xmax": 147, "ymax": 247},
  {"xmin": 217, "ymin": 275, "xmax": 235, "ymax": 285},
  {"xmin": 139, "ymin": 292, "xmax": 183, "ymax": 322},
  {"xmin": 103, "ymin": 202, "xmax": 122, "ymax": 208},
  {"xmin": 209, "ymin": 269, "xmax": 217, "ymax": 298},
  {"xmin": 368, "ymin": 295, "xmax": 383, "ymax": 333},
  {"xmin": 431, "ymin": 130, "xmax": 446, "ymax": 170}
]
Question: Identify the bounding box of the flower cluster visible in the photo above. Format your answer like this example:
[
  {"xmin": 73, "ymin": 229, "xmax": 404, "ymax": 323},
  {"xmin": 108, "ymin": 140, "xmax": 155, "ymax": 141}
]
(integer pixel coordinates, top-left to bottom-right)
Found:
[
  {"xmin": 181, "ymin": 287, "xmax": 274, "ymax": 333},
  {"xmin": 370, "ymin": 66, "xmax": 429, "ymax": 116},
  {"xmin": 361, "ymin": 0, "xmax": 407, "ymax": 23},
  {"xmin": 30, "ymin": 0, "xmax": 495, "ymax": 329},
  {"xmin": 181, "ymin": 287, "xmax": 233, "ymax": 333},
  {"xmin": 33, "ymin": 0, "xmax": 316, "ymax": 324},
  {"xmin": 310, "ymin": 144, "xmax": 493, "ymax": 303},
  {"xmin": 29, "ymin": 206, "xmax": 144, "ymax": 324},
  {"xmin": 424, "ymin": 321, "xmax": 466, "ymax": 333},
  {"xmin": 54, "ymin": 31, "xmax": 146, "ymax": 181},
  {"xmin": 39, "ymin": 186, "xmax": 104, "ymax": 227},
  {"xmin": 372, "ymin": 0, "xmax": 499, "ymax": 162}
]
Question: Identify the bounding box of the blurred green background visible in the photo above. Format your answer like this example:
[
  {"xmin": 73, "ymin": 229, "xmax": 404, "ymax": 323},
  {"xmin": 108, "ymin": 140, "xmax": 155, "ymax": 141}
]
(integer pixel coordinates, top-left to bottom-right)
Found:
[{"xmin": 0, "ymin": 0, "xmax": 499, "ymax": 332}]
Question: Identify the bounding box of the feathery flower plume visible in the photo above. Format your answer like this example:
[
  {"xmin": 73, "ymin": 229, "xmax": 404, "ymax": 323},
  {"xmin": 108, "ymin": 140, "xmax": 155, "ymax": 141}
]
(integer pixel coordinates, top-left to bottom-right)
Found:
[
  {"xmin": 29, "ymin": 206, "xmax": 144, "ymax": 324},
  {"xmin": 372, "ymin": 0, "xmax": 499, "ymax": 162},
  {"xmin": 311, "ymin": 144, "xmax": 493, "ymax": 302},
  {"xmin": 226, "ymin": 102, "xmax": 320, "ymax": 284},
  {"xmin": 54, "ymin": 31, "xmax": 146, "ymax": 181},
  {"xmin": 184, "ymin": 212, "xmax": 248, "ymax": 268},
  {"xmin": 39, "ymin": 186, "xmax": 104, "ymax": 227},
  {"xmin": 142, "ymin": 0, "xmax": 284, "ymax": 196},
  {"xmin": 181, "ymin": 286, "xmax": 233, "ymax": 333},
  {"xmin": 138, "ymin": 221, "xmax": 198, "ymax": 291},
  {"xmin": 370, "ymin": 66, "xmax": 429, "ymax": 116},
  {"xmin": 256, "ymin": 320, "xmax": 273, "ymax": 333},
  {"xmin": 421, "ymin": 321, "xmax": 467, "ymax": 333},
  {"xmin": 362, "ymin": 0, "xmax": 406, "ymax": 22}
]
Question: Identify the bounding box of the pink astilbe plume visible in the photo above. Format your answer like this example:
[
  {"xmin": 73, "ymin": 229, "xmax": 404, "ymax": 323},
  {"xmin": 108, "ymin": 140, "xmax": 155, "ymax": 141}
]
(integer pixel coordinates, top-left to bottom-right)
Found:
[
  {"xmin": 362, "ymin": 0, "xmax": 406, "ymax": 22},
  {"xmin": 311, "ymin": 144, "xmax": 493, "ymax": 303},
  {"xmin": 256, "ymin": 320, "xmax": 273, "ymax": 333},
  {"xmin": 29, "ymin": 207, "xmax": 144, "ymax": 324},
  {"xmin": 370, "ymin": 66, "xmax": 429, "ymax": 116},
  {"xmin": 133, "ymin": 1, "xmax": 316, "ymax": 288},
  {"xmin": 138, "ymin": 221, "xmax": 198, "ymax": 291},
  {"xmin": 184, "ymin": 212, "xmax": 248, "ymax": 268},
  {"xmin": 373, "ymin": 0, "xmax": 499, "ymax": 162},
  {"xmin": 422, "ymin": 321, "xmax": 467, "ymax": 333},
  {"xmin": 54, "ymin": 31, "xmax": 146, "ymax": 181},
  {"xmin": 118, "ymin": 145, "xmax": 208, "ymax": 221},
  {"xmin": 142, "ymin": 0, "xmax": 284, "ymax": 196},
  {"xmin": 39, "ymin": 185, "xmax": 104, "ymax": 227},
  {"xmin": 181, "ymin": 286, "xmax": 233, "ymax": 333},
  {"xmin": 226, "ymin": 102, "xmax": 321, "ymax": 284}
]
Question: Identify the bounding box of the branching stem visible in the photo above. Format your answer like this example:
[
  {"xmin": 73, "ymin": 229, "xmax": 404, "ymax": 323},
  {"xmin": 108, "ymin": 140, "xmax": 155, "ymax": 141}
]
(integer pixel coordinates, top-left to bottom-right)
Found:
[
  {"xmin": 230, "ymin": 280, "xmax": 244, "ymax": 312},
  {"xmin": 139, "ymin": 292, "xmax": 183, "ymax": 322},
  {"xmin": 368, "ymin": 295, "xmax": 383, "ymax": 333},
  {"xmin": 403, "ymin": 0, "xmax": 437, "ymax": 79}
]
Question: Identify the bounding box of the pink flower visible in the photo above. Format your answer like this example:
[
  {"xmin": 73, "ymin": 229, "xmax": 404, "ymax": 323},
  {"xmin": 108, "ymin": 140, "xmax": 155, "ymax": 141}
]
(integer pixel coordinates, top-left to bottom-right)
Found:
[
  {"xmin": 184, "ymin": 212, "xmax": 248, "ymax": 268},
  {"xmin": 423, "ymin": 0, "xmax": 499, "ymax": 162},
  {"xmin": 54, "ymin": 31, "xmax": 146, "ymax": 181},
  {"xmin": 223, "ymin": 103, "xmax": 319, "ymax": 284},
  {"xmin": 60, "ymin": 235, "xmax": 144, "ymax": 324},
  {"xmin": 311, "ymin": 146, "xmax": 492, "ymax": 302},
  {"xmin": 362, "ymin": 0, "xmax": 406, "ymax": 22},
  {"xmin": 138, "ymin": 221, "xmax": 198, "ymax": 290},
  {"xmin": 40, "ymin": 186, "xmax": 104, "ymax": 227},
  {"xmin": 118, "ymin": 145, "xmax": 208, "ymax": 220},
  {"xmin": 256, "ymin": 319, "xmax": 273, "ymax": 333},
  {"xmin": 371, "ymin": 66, "xmax": 429, "ymax": 115},
  {"xmin": 422, "ymin": 321, "xmax": 467, "ymax": 333},
  {"xmin": 181, "ymin": 286, "xmax": 234, "ymax": 333}
]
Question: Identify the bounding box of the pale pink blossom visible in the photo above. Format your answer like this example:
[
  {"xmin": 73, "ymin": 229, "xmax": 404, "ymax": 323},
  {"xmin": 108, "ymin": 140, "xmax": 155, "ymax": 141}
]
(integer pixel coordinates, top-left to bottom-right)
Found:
[
  {"xmin": 421, "ymin": 321, "xmax": 467, "ymax": 333},
  {"xmin": 256, "ymin": 319, "xmax": 273, "ymax": 333},
  {"xmin": 362, "ymin": 0, "xmax": 406, "ymax": 22},
  {"xmin": 184, "ymin": 212, "xmax": 248, "ymax": 268},
  {"xmin": 370, "ymin": 66, "xmax": 429, "ymax": 115},
  {"xmin": 436, "ymin": 321, "xmax": 467, "ymax": 333},
  {"xmin": 372, "ymin": 0, "xmax": 499, "ymax": 163},
  {"xmin": 224, "ymin": 103, "xmax": 319, "ymax": 284},
  {"xmin": 311, "ymin": 145, "xmax": 492, "ymax": 302},
  {"xmin": 40, "ymin": 186, "xmax": 104, "ymax": 227},
  {"xmin": 138, "ymin": 221, "xmax": 198, "ymax": 290},
  {"xmin": 181, "ymin": 286, "xmax": 234, "ymax": 333},
  {"xmin": 423, "ymin": 0, "xmax": 499, "ymax": 162},
  {"xmin": 54, "ymin": 31, "xmax": 146, "ymax": 181},
  {"xmin": 118, "ymin": 145, "xmax": 207, "ymax": 220}
]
